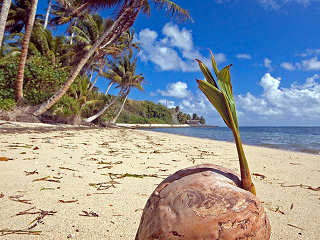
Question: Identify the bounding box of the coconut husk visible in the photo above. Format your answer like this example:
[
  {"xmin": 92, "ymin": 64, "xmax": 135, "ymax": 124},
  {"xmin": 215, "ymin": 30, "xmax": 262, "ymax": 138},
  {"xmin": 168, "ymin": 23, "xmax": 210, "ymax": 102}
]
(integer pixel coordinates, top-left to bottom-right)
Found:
[{"xmin": 135, "ymin": 164, "xmax": 270, "ymax": 240}]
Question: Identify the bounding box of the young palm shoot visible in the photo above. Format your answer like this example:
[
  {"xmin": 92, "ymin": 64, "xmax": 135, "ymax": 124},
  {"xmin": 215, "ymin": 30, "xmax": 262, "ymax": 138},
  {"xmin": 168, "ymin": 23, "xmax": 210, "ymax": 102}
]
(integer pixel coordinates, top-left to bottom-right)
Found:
[
  {"xmin": 136, "ymin": 51, "xmax": 270, "ymax": 240},
  {"xmin": 196, "ymin": 51, "xmax": 256, "ymax": 195}
]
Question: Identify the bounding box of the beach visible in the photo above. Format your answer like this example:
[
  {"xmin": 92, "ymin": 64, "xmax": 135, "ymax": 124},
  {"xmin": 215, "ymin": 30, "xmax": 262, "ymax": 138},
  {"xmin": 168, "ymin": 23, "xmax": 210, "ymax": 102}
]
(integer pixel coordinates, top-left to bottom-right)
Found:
[{"xmin": 0, "ymin": 123, "xmax": 319, "ymax": 239}]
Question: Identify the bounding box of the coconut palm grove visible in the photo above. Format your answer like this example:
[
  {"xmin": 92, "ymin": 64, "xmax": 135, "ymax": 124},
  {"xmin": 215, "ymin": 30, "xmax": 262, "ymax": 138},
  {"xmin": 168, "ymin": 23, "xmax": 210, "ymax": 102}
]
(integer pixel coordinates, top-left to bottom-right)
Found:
[{"xmin": 0, "ymin": 0, "xmax": 206, "ymax": 125}]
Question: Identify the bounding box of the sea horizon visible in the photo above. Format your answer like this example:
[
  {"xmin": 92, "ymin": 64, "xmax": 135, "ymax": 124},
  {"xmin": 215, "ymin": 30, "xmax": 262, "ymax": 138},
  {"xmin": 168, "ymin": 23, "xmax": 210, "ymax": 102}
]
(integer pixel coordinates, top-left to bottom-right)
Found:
[{"xmin": 144, "ymin": 126, "xmax": 320, "ymax": 155}]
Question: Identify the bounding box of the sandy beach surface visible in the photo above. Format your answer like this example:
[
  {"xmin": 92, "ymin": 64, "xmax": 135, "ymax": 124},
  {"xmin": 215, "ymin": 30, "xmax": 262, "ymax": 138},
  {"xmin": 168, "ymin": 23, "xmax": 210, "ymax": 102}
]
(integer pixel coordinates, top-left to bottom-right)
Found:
[{"xmin": 0, "ymin": 122, "xmax": 319, "ymax": 240}]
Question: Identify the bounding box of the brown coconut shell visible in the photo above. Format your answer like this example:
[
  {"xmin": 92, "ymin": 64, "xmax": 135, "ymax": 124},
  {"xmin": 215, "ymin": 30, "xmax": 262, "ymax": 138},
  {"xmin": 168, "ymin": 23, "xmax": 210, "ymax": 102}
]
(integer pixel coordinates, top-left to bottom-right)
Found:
[{"xmin": 135, "ymin": 164, "xmax": 270, "ymax": 240}]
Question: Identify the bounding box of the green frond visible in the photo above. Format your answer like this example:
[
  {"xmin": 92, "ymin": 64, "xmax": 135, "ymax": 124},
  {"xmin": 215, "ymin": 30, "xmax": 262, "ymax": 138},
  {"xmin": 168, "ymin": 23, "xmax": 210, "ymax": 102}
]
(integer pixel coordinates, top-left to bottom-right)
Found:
[{"xmin": 152, "ymin": 0, "xmax": 191, "ymax": 21}]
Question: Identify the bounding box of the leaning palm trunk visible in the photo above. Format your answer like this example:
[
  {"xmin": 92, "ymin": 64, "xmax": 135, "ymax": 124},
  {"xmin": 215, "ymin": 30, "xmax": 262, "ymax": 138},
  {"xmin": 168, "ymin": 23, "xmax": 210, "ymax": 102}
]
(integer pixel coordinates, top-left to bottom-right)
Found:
[
  {"xmin": 88, "ymin": 72, "xmax": 100, "ymax": 92},
  {"xmin": 44, "ymin": 0, "xmax": 52, "ymax": 29},
  {"xmin": 87, "ymin": 67, "xmax": 94, "ymax": 89},
  {"xmin": 111, "ymin": 89, "xmax": 129, "ymax": 124},
  {"xmin": 105, "ymin": 82, "xmax": 114, "ymax": 95},
  {"xmin": 83, "ymin": 90, "xmax": 123, "ymax": 123},
  {"xmin": 0, "ymin": 0, "xmax": 11, "ymax": 48},
  {"xmin": 33, "ymin": 0, "xmax": 144, "ymax": 116},
  {"xmin": 15, "ymin": 0, "xmax": 38, "ymax": 103}
]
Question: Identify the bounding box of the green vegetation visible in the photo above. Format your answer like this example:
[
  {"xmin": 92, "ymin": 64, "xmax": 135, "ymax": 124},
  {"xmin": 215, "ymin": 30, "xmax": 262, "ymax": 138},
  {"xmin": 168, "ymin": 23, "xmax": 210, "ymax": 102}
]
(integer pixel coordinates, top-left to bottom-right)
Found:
[
  {"xmin": 118, "ymin": 100, "xmax": 174, "ymax": 124},
  {"xmin": 0, "ymin": 0, "xmax": 193, "ymax": 125},
  {"xmin": 196, "ymin": 51, "xmax": 255, "ymax": 194}
]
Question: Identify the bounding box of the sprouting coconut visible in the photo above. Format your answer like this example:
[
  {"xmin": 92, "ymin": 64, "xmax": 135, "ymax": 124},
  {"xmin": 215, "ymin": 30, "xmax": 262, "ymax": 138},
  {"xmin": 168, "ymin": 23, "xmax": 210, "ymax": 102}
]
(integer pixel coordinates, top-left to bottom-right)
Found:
[{"xmin": 135, "ymin": 51, "xmax": 271, "ymax": 240}]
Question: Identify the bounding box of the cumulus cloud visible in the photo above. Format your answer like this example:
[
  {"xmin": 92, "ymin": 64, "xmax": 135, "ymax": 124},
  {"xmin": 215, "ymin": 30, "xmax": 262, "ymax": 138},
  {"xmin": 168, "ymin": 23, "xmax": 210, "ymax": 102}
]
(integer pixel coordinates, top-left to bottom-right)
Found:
[
  {"xmin": 280, "ymin": 62, "xmax": 295, "ymax": 71},
  {"xmin": 281, "ymin": 49, "xmax": 320, "ymax": 71},
  {"xmin": 236, "ymin": 54, "xmax": 252, "ymax": 60},
  {"xmin": 158, "ymin": 99, "xmax": 176, "ymax": 108},
  {"xmin": 299, "ymin": 57, "xmax": 320, "ymax": 71},
  {"xmin": 157, "ymin": 81, "xmax": 191, "ymax": 98},
  {"xmin": 264, "ymin": 58, "xmax": 273, "ymax": 71},
  {"xmin": 136, "ymin": 23, "xmax": 226, "ymax": 72},
  {"xmin": 237, "ymin": 73, "xmax": 320, "ymax": 125}
]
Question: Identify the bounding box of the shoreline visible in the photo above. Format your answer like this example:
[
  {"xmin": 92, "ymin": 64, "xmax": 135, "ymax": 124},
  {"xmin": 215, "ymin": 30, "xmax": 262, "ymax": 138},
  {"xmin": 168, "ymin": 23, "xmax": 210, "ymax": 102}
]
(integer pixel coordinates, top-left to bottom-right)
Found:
[
  {"xmin": 1, "ymin": 121, "xmax": 319, "ymax": 155},
  {"xmin": 0, "ymin": 126, "xmax": 319, "ymax": 239},
  {"xmin": 115, "ymin": 123, "xmax": 217, "ymax": 128}
]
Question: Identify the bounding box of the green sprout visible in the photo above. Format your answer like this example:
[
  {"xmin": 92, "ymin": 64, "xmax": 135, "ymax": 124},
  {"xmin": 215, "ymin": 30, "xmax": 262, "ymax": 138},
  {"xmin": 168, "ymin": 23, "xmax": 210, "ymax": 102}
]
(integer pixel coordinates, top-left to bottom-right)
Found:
[{"xmin": 196, "ymin": 50, "xmax": 256, "ymax": 195}]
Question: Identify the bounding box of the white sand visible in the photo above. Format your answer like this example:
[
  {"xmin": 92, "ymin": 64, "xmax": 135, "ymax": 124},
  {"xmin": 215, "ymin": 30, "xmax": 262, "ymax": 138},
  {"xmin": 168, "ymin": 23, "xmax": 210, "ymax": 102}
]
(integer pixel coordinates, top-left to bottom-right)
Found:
[{"xmin": 0, "ymin": 126, "xmax": 319, "ymax": 239}]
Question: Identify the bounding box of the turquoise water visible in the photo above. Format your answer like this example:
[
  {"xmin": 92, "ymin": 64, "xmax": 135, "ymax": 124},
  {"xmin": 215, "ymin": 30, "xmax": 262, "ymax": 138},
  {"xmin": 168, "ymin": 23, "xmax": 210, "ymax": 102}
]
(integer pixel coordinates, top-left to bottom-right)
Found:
[{"xmin": 144, "ymin": 127, "xmax": 320, "ymax": 155}]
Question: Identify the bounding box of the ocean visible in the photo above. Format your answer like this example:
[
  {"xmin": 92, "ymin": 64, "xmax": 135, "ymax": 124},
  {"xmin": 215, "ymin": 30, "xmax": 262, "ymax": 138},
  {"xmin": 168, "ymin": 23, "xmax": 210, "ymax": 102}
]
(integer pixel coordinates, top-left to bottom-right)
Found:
[{"xmin": 144, "ymin": 126, "xmax": 320, "ymax": 155}]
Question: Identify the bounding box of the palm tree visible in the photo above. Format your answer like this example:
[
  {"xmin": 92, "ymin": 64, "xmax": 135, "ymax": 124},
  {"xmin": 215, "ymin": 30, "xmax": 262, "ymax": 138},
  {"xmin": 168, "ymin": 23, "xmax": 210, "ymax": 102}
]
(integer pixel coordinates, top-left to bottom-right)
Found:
[
  {"xmin": 84, "ymin": 49, "xmax": 143, "ymax": 123},
  {"xmin": 50, "ymin": 0, "xmax": 88, "ymax": 44},
  {"xmin": 110, "ymin": 52, "xmax": 144, "ymax": 124},
  {"xmin": 0, "ymin": 0, "xmax": 11, "ymax": 48},
  {"xmin": 44, "ymin": 0, "xmax": 52, "ymax": 29},
  {"xmin": 16, "ymin": 0, "xmax": 39, "ymax": 103},
  {"xmin": 28, "ymin": 23, "xmax": 70, "ymax": 65},
  {"xmin": 33, "ymin": 0, "xmax": 190, "ymax": 116}
]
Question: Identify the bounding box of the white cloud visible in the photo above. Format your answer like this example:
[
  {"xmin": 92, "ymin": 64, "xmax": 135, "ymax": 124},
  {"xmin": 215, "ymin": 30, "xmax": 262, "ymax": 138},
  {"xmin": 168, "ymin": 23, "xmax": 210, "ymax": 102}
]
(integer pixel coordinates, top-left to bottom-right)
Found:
[
  {"xmin": 264, "ymin": 58, "xmax": 273, "ymax": 71},
  {"xmin": 157, "ymin": 81, "xmax": 191, "ymax": 98},
  {"xmin": 137, "ymin": 23, "xmax": 226, "ymax": 72},
  {"xmin": 158, "ymin": 99, "xmax": 176, "ymax": 108},
  {"xmin": 236, "ymin": 73, "xmax": 320, "ymax": 125},
  {"xmin": 167, "ymin": 72, "xmax": 320, "ymax": 126},
  {"xmin": 300, "ymin": 57, "xmax": 320, "ymax": 71},
  {"xmin": 280, "ymin": 62, "xmax": 295, "ymax": 71},
  {"xmin": 297, "ymin": 48, "xmax": 320, "ymax": 57},
  {"xmin": 236, "ymin": 54, "xmax": 252, "ymax": 60}
]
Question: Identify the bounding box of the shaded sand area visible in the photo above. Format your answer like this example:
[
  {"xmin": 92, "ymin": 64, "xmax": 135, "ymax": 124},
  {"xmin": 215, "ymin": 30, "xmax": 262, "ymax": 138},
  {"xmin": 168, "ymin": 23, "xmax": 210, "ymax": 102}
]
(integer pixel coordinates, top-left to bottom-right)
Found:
[{"xmin": 0, "ymin": 123, "xmax": 319, "ymax": 239}]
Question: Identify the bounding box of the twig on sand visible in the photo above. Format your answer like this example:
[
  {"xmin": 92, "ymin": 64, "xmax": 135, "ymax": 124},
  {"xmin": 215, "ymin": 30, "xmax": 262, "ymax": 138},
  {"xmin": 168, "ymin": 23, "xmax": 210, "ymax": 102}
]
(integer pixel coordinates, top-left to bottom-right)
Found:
[
  {"xmin": 32, "ymin": 176, "xmax": 61, "ymax": 183},
  {"xmin": 12, "ymin": 207, "xmax": 56, "ymax": 217},
  {"xmin": 1, "ymin": 209, "xmax": 56, "ymax": 236},
  {"xmin": 59, "ymin": 199, "xmax": 78, "ymax": 203},
  {"xmin": 8, "ymin": 195, "xmax": 32, "ymax": 205},
  {"xmin": 0, "ymin": 229, "xmax": 41, "ymax": 236},
  {"xmin": 280, "ymin": 183, "xmax": 320, "ymax": 191},
  {"xmin": 27, "ymin": 210, "xmax": 56, "ymax": 230},
  {"xmin": 287, "ymin": 224, "xmax": 304, "ymax": 231}
]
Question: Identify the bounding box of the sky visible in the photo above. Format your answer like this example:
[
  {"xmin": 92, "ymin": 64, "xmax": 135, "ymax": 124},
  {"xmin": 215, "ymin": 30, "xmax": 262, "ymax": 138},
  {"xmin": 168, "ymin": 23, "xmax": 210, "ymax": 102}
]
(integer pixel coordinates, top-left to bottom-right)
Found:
[{"xmin": 38, "ymin": 0, "xmax": 320, "ymax": 126}]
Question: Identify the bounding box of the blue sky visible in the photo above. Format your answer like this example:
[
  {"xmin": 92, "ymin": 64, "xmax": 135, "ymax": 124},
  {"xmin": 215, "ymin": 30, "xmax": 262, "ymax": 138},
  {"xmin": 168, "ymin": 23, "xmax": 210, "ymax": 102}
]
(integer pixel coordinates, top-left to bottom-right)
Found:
[{"xmin": 38, "ymin": 0, "xmax": 320, "ymax": 126}]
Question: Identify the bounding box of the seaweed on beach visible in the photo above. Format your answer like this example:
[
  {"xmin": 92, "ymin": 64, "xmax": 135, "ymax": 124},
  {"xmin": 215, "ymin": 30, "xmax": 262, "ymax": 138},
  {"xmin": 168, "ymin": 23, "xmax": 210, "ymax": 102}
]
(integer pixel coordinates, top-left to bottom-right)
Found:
[
  {"xmin": 1, "ymin": 208, "xmax": 56, "ymax": 236},
  {"xmin": 24, "ymin": 170, "xmax": 38, "ymax": 175},
  {"xmin": 79, "ymin": 210, "xmax": 99, "ymax": 217},
  {"xmin": 89, "ymin": 180, "xmax": 120, "ymax": 190},
  {"xmin": 27, "ymin": 210, "xmax": 57, "ymax": 230},
  {"xmin": 108, "ymin": 173, "xmax": 160, "ymax": 179}
]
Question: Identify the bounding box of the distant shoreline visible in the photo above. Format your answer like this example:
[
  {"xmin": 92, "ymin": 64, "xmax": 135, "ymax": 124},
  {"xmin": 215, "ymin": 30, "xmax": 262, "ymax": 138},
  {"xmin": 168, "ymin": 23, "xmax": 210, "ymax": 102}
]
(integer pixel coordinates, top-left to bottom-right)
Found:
[{"xmin": 115, "ymin": 123, "xmax": 218, "ymax": 128}]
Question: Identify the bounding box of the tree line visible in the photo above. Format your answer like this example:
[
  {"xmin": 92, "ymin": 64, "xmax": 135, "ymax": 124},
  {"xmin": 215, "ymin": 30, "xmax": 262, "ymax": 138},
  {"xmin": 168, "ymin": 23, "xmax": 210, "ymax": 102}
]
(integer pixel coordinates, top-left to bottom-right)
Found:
[{"xmin": 0, "ymin": 0, "xmax": 192, "ymax": 125}]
